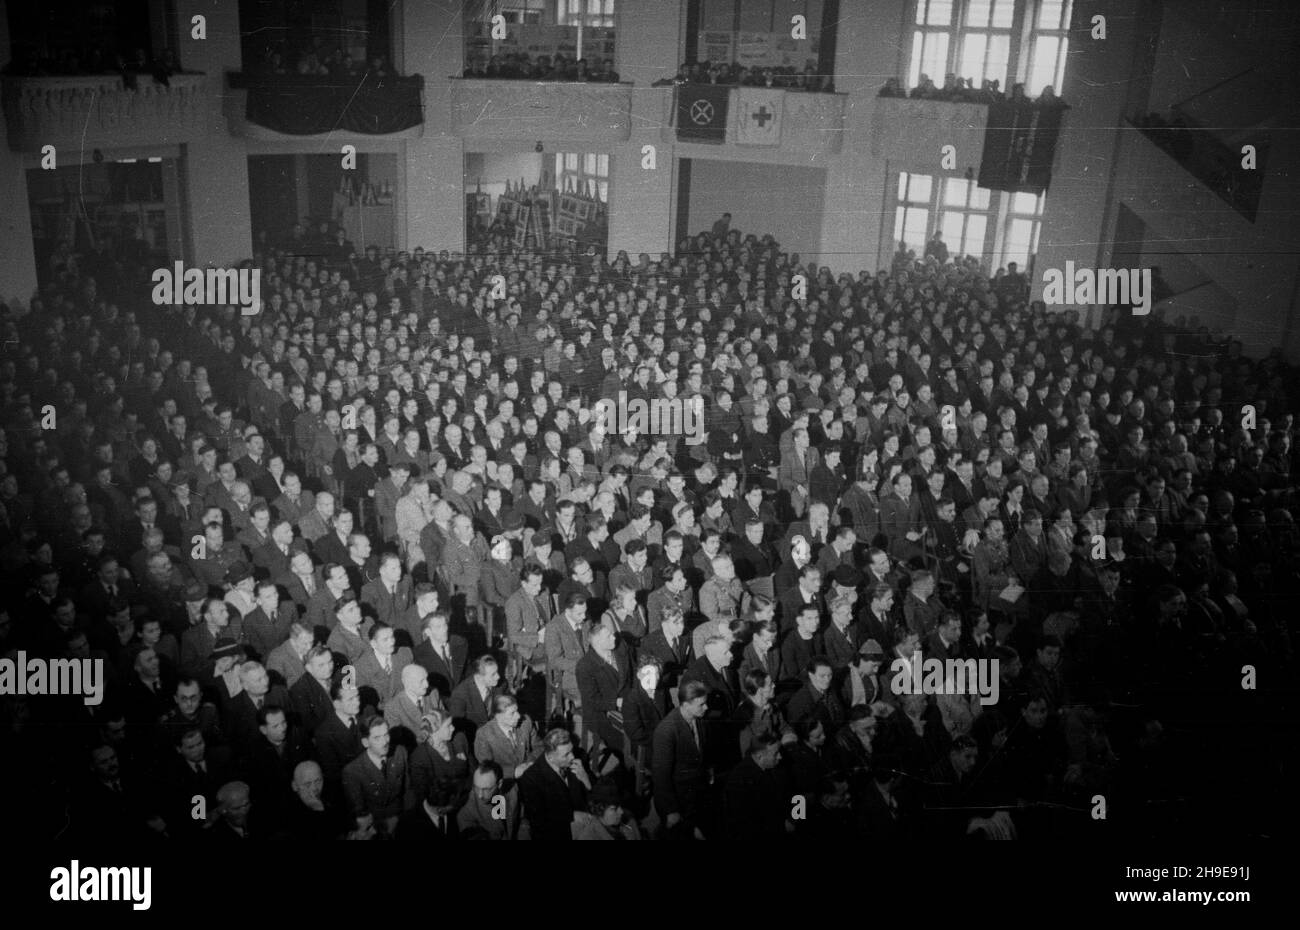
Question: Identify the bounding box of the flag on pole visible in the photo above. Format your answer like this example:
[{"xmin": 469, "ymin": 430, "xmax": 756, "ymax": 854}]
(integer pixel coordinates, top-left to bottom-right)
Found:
[{"xmin": 734, "ymin": 87, "xmax": 784, "ymax": 146}]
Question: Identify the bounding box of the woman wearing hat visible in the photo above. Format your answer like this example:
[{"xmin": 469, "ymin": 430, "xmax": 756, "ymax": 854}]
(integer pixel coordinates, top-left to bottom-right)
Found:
[
  {"xmin": 571, "ymin": 777, "xmax": 642, "ymax": 840},
  {"xmin": 223, "ymin": 561, "xmax": 257, "ymax": 619}
]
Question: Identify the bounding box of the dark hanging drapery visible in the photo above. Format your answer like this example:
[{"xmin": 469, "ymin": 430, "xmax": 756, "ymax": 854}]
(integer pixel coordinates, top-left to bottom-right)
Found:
[
  {"xmin": 230, "ymin": 72, "xmax": 424, "ymax": 135},
  {"xmin": 978, "ymin": 99, "xmax": 1067, "ymax": 195}
]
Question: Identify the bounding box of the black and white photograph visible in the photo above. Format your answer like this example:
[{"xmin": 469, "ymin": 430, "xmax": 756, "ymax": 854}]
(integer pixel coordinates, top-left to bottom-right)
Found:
[{"xmin": 0, "ymin": 0, "xmax": 1293, "ymax": 908}]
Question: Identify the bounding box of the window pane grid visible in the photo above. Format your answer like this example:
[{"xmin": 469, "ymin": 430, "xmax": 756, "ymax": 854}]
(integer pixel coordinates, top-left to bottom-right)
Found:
[
  {"xmin": 907, "ymin": 0, "xmax": 1071, "ymax": 95},
  {"xmin": 1001, "ymin": 189, "xmax": 1046, "ymax": 268},
  {"xmin": 558, "ymin": 0, "xmax": 614, "ymax": 27},
  {"xmin": 918, "ymin": 0, "xmax": 954, "ymax": 26},
  {"xmin": 899, "ymin": 171, "xmax": 993, "ymax": 260},
  {"xmin": 556, "ymin": 150, "xmax": 609, "ymax": 202}
]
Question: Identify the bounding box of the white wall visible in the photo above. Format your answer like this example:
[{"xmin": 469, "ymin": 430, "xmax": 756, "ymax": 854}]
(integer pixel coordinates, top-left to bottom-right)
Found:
[
  {"xmin": 400, "ymin": 0, "xmax": 464, "ymax": 253},
  {"xmin": 686, "ymin": 159, "xmax": 826, "ymax": 257},
  {"xmin": 176, "ymin": 0, "xmax": 252, "ymax": 266}
]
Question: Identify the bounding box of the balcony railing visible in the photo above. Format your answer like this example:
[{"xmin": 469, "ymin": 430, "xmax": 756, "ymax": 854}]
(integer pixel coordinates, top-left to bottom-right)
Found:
[
  {"xmin": 227, "ymin": 73, "xmax": 424, "ymax": 137},
  {"xmin": 2, "ymin": 73, "xmax": 210, "ymax": 152},
  {"xmin": 871, "ymin": 96, "xmax": 988, "ymax": 173},
  {"xmin": 450, "ymin": 79, "xmax": 632, "ymax": 144}
]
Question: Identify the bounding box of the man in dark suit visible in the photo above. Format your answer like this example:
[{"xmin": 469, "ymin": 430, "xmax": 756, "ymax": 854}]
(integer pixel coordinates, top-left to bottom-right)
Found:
[
  {"xmin": 903, "ymin": 571, "xmax": 944, "ymax": 639},
  {"xmin": 779, "ymin": 605, "xmax": 824, "ymax": 686},
  {"xmin": 353, "ymin": 622, "xmax": 413, "ymax": 713},
  {"xmin": 161, "ymin": 726, "xmax": 234, "ymax": 837},
  {"xmin": 1008, "ymin": 510, "xmax": 1049, "ymax": 586},
  {"xmin": 312, "ymin": 681, "xmax": 363, "ymax": 799},
  {"xmin": 78, "ymin": 554, "xmax": 138, "ymax": 623},
  {"xmin": 639, "ymin": 608, "xmax": 693, "ymax": 699},
  {"xmin": 859, "ymin": 583, "xmax": 899, "ymax": 652},
  {"xmin": 252, "ymin": 521, "xmax": 296, "ymax": 581},
  {"xmin": 342, "ymin": 717, "xmax": 408, "ymax": 836},
  {"xmin": 290, "ymin": 645, "xmax": 336, "ymax": 736},
  {"xmin": 242, "ymin": 580, "xmax": 297, "ymax": 662},
  {"xmin": 881, "ymin": 473, "xmax": 926, "ymax": 563},
  {"xmin": 786, "ymin": 657, "xmax": 848, "ymax": 733},
  {"xmin": 516, "ymin": 728, "xmax": 591, "ymax": 840},
  {"xmin": 206, "ymin": 781, "xmax": 265, "ymax": 840},
  {"xmin": 778, "ymin": 564, "xmax": 825, "ymax": 634},
  {"xmin": 925, "ymin": 611, "xmax": 965, "ymax": 663},
  {"xmin": 412, "ymin": 611, "xmax": 469, "ymax": 701},
  {"xmin": 723, "ymin": 733, "xmax": 789, "ymax": 840},
  {"xmin": 823, "ymin": 596, "xmax": 861, "ymax": 671},
  {"xmin": 963, "ymin": 610, "xmax": 997, "ymax": 662},
  {"xmin": 360, "ymin": 553, "xmax": 413, "ymax": 630},
  {"xmin": 70, "ymin": 744, "xmax": 157, "ymax": 842},
  {"xmin": 222, "ymin": 661, "xmax": 290, "ymax": 758},
  {"xmin": 575, "ymin": 623, "xmax": 630, "ymax": 760},
  {"xmin": 652, "ymin": 680, "xmax": 711, "ymax": 839},
  {"xmin": 682, "ymin": 637, "xmax": 740, "ymax": 771},
  {"xmin": 276, "ymin": 548, "xmax": 322, "ymax": 614},
  {"xmin": 304, "ymin": 564, "xmax": 350, "ymax": 634},
  {"xmin": 266, "ymin": 623, "xmax": 313, "ymax": 689},
  {"xmin": 395, "ymin": 779, "xmax": 461, "ymax": 841},
  {"xmin": 448, "ymin": 655, "xmax": 502, "ymax": 750},
  {"xmin": 739, "ymin": 619, "xmax": 781, "ymax": 682},
  {"xmin": 473, "ymin": 695, "xmax": 543, "ymax": 782},
  {"xmin": 394, "ymin": 583, "xmax": 439, "ymax": 651},
  {"xmin": 123, "ymin": 646, "xmax": 174, "ymax": 729},
  {"xmin": 243, "ymin": 704, "xmax": 313, "ymax": 826},
  {"xmin": 856, "ymin": 761, "xmax": 907, "ymax": 843}
]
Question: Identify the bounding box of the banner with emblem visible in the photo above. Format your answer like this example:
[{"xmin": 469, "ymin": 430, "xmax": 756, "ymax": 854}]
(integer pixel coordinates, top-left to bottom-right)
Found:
[
  {"xmin": 734, "ymin": 87, "xmax": 784, "ymax": 146},
  {"xmin": 675, "ymin": 84, "xmax": 730, "ymax": 143}
]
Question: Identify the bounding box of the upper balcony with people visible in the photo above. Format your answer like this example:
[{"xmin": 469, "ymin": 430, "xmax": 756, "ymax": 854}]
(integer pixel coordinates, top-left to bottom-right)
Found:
[
  {"xmin": 1, "ymin": 0, "xmax": 208, "ymax": 152},
  {"xmin": 226, "ymin": 2, "xmax": 423, "ymax": 138}
]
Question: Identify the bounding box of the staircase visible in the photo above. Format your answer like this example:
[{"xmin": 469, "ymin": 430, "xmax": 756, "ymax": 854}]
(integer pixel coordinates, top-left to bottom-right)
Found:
[{"xmin": 1109, "ymin": 123, "xmax": 1299, "ymax": 357}]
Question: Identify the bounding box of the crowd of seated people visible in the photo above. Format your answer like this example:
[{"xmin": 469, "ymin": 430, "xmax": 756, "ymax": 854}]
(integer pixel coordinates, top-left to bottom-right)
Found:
[
  {"xmin": 249, "ymin": 35, "xmax": 397, "ymax": 80},
  {"xmin": 0, "ymin": 202, "xmax": 1295, "ymax": 843},
  {"xmin": 258, "ymin": 218, "xmax": 363, "ymax": 266},
  {"xmin": 5, "ymin": 42, "xmax": 179, "ymax": 84},
  {"xmin": 880, "ymin": 74, "xmax": 1066, "ymax": 108},
  {"xmin": 655, "ymin": 59, "xmax": 833, "ymax": 92},
  {"xmin": 463, "ymin": 51, "xmax": 620, "ymax": 82}
]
